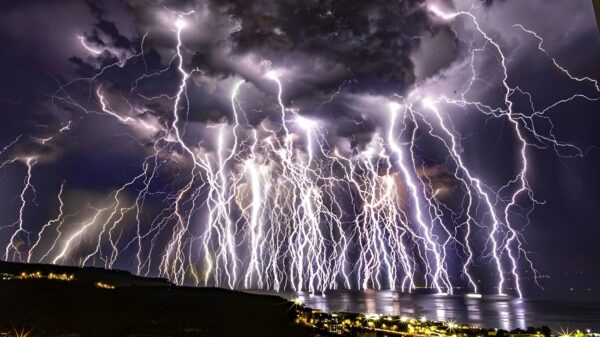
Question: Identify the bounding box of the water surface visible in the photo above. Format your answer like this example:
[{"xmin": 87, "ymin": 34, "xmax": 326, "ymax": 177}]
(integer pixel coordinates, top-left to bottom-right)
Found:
[{"xmin": 251, "ymin": 290, "xmax": 600, "ymax": 332}]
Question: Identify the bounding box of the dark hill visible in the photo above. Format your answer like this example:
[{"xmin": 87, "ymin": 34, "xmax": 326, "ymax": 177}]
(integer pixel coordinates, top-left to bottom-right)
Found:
[{"xmin": 0, "ymin": 261, "xmax": 320, "ymax": 337}]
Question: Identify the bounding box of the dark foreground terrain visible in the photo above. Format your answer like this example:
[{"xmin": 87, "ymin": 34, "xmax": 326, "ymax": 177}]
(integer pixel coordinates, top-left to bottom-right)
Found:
[{"xmin": 0, "ymin": 261, "xmax": 318, "ymax": 337}]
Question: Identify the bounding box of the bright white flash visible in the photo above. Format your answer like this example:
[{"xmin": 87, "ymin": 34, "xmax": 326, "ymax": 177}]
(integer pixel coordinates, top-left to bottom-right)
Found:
[
  {"xmin": 77, "ymin": 35, "xmax": 103, "ymax": 55},
  {"xmin": 175, "ymin": 18, "xmax": 187, "ymax": 29},
  {"xmin": 296, "ymin": 116, "xmax": 316, "ymax": 130},
  {"xmin": 427, "ymin": 5, "xmax": 459, "ymax": 21}
]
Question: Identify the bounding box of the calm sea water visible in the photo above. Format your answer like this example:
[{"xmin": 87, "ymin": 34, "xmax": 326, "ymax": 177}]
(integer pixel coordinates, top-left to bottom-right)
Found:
[{"xmin": 249, "ymin": 290, "xmax": 600, "ymax": 332}]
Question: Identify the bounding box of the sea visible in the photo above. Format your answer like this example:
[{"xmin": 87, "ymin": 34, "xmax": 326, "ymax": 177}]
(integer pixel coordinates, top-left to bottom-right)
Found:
[{"xmin": 250, "ymin": 290, "xmax": 600, "ymax": 332}]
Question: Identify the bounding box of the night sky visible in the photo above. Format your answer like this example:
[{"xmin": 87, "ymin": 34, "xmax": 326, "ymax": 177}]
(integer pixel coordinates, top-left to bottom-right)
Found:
[{"xmin": 0, "ymin": 0, "xmax": 599, "ymax": 296}]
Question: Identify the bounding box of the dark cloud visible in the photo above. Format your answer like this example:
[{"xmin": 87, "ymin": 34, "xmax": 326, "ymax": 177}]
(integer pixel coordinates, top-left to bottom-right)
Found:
[
  {"xmin": 217, "ymin": 0, "xmax": 427, "ymax": 94},
  {"xmin": 0, "ymin": 0, "xmax": 599, "ymax": 293}
]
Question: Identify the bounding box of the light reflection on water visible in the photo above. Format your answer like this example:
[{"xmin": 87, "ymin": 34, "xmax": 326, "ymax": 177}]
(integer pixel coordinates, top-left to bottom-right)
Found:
[{"xmin": 252, "ymin": 290, "xmax": 600, "ymax": 331}]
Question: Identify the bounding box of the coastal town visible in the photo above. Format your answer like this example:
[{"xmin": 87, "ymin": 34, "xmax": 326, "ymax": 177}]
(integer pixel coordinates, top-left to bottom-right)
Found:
[{"xmin": 294, "ymin": 301, "xmax": 599, "ymax": 337}]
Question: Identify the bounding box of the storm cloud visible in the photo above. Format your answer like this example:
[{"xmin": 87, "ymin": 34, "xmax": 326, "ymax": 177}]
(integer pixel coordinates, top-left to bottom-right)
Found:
[{"xmin": 0, "ymin": 0, "xmax": 599, "ymax": 293}]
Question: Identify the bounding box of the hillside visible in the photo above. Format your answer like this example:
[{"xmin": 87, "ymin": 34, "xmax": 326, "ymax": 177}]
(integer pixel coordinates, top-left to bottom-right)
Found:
[{"xmin": 0, "ymin": 261, "xmax": 319, "ymax": 337}]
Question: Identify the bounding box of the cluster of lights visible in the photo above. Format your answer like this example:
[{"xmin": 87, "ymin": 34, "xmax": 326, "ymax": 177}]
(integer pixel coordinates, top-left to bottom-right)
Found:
[
  {"xmin": 14, "ymin": 271, "xmax": 74, "ymax": 282},
  {"xmin": 298, "ymin": 307, "xmax": 598, "ymax": 337},
  {"xmin": 297, "ymin": 308, "xmax": 499, "ymax": 337},
  {"xmin": 94, "ymin": 281, "xmax": 116, "ymax": 289}
]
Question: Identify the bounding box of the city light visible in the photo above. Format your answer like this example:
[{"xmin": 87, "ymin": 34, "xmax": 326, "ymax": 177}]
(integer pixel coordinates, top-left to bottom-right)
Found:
[{"xmin": 95, "ymin": 281, "xmax": 116, "ymax": 289}]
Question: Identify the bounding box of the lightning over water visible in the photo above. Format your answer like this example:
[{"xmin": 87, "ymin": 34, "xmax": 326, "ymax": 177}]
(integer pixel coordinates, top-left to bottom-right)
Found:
[{"xmin": 1, "ymin": 0, "xmax": 599, "ymax": 298}]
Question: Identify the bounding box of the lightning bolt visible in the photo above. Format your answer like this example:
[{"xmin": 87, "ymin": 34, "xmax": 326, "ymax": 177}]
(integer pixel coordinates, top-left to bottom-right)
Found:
[
  {"xmin": 5, "ymin": 157, "xmax": 37, "ymax": 261},
  {"xmin": 5, "ymin": 4, "xmax": 598, "ymax": 300}
]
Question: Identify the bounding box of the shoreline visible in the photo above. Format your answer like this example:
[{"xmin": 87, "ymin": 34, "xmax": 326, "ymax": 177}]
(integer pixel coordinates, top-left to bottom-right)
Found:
[{"xmin": 0, "ymin": 261, "xmax": 597, "ymax": 337}]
